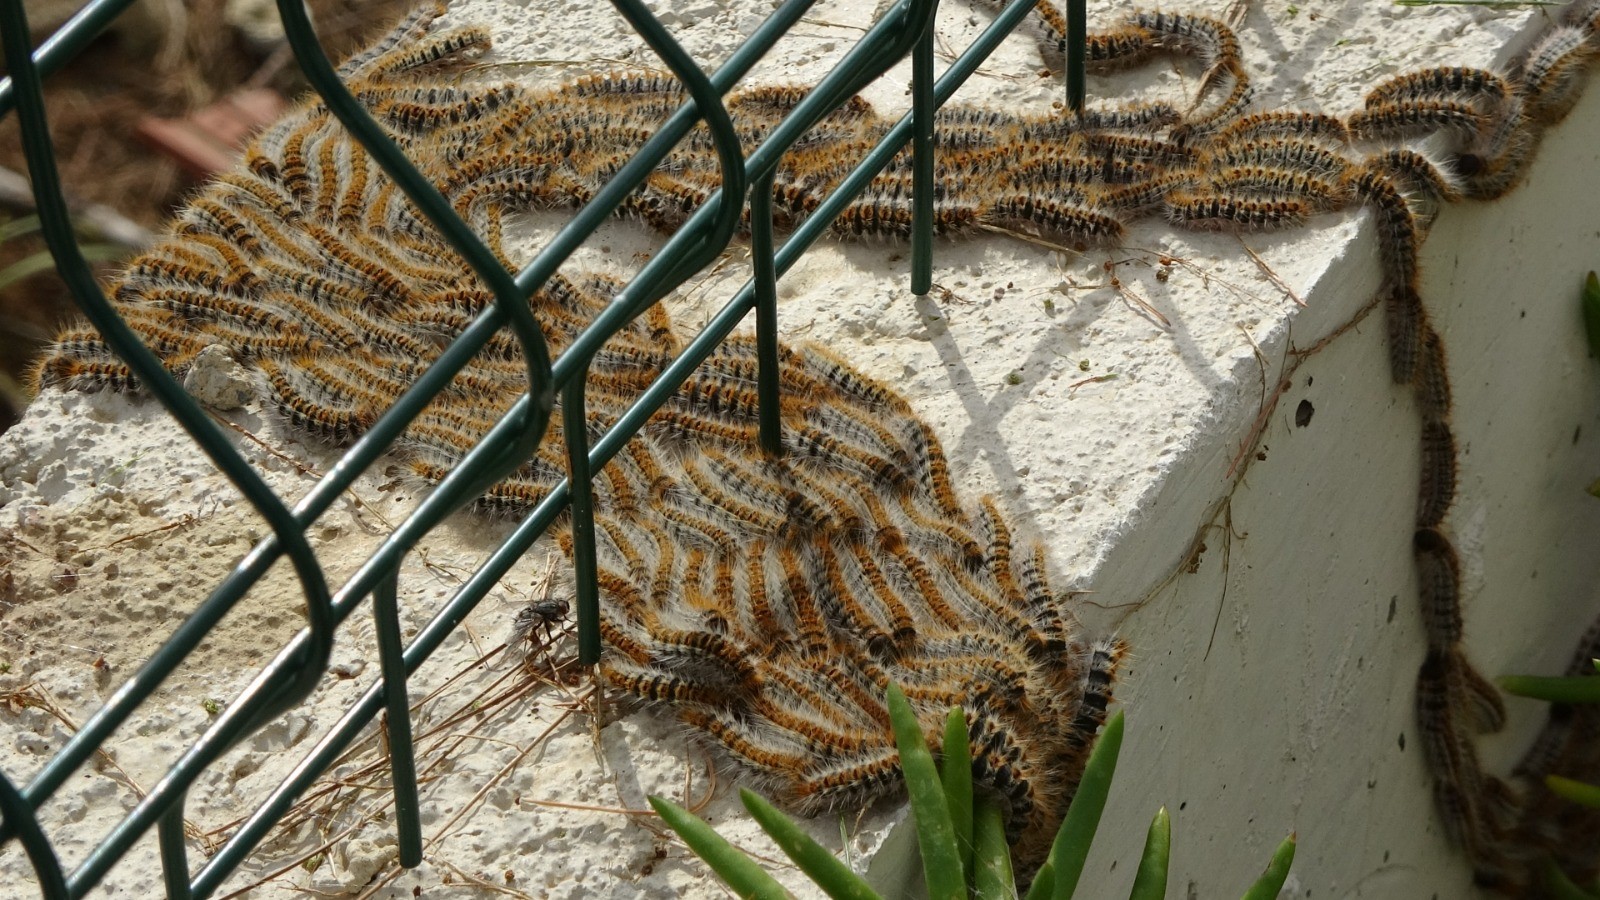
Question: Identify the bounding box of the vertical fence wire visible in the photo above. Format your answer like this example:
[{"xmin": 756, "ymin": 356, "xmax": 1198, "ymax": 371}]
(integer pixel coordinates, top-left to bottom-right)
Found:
[
  {"xmin": 0, "ymin": 0, "xmax": 1051, "ymax": 895},
  {"xmin": 371, "ymin": 569, "xmax": 423, "ymax": 868},
  {"xmin": 911, "ymin": 3, "xmax": 939, "ymax": 297},
  {"xmin": 1066, "ymin": 0, "xmax": 1086, "ymax": 113}
]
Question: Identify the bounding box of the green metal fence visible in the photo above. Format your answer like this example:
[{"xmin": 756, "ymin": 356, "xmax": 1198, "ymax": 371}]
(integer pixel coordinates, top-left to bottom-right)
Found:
[{"xmin": 0, "ymin": 0, "xmax": 1049, "ymax": 895}]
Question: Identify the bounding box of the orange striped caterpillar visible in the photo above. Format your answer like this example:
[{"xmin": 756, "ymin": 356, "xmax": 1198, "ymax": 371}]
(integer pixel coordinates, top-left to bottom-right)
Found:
[
  {"xmin": 1364, "ymin": 66, "xmax": 1512, "ymax": 109},
  {"xmin": 1164, "ymin": 189, "xmax": 1311, "ymax": 231},
  {"xmin": 36, "ymin": 1, "xmax": 1600, "ymax": 887}
]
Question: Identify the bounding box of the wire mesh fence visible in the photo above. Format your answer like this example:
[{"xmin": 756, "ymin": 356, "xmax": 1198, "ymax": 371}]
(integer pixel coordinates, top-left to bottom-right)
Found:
[{"xmin": 0, "ymin": 0, "xmax": 1046, "ymax": 895}]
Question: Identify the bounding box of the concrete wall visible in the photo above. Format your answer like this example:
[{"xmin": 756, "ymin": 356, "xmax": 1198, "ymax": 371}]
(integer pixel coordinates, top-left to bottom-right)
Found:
[
  {"xmin": 3, "ymin": 1, "xmax": 1599, "ymax": 897},
  {"xmin": 1087, "ymin": 71, "xmax": 1600, "ymax": 900}
]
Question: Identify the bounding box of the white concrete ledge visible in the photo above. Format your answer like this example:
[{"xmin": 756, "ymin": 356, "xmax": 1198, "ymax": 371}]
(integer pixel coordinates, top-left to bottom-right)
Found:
[{"xmin": 3, "ymin": 1, "xmax": 1599, "ymax": 897}]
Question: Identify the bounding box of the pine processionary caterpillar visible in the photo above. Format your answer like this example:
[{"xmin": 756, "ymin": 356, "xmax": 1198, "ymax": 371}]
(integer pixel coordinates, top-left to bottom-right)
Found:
[
  {"xmin": 1415, "ymin": 325, "xmax": 1454, "ymax": 424},
  {"xmin": 1413, "ymin": 528, "xmax": 1464, "ymax": 650},
  {"xmin": 1384, "ymin": 283, "xmax": 1425, "ymax": 387},
  {"xmin": 1517, "ymin": 25, "xmax": 1595, "ymax": 124},
  {"xmin": 1347, "ymin": 100, "xmax": 1489, "ymax": 143},
  {"xmin": 1417, "ymin": 419, "xmax": 1458, "ymax": 532},
  {"xmin": 1213, "ymin": 111, "xmax": 1352, "ymax": 145},
  {"xmin": 1364, "ymin": 66, "xmax": 1511, "ymax": 110},
  {"xmin": 985, "ymin": 194, "xmax": 1127, "ymax": 247},
  {"xmin": 1164, "ymin": 189, "xmax": 1311, "ymax": 232}
]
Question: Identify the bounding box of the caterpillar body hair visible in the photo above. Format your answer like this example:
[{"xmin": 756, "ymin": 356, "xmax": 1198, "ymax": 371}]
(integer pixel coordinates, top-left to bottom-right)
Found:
[
  {"xmin": 1563, "ymin": 0, "xmax": 1600, "ymax": 33},
  {"xmin": 1164, "ymin": 190, "xmax": 1310, "ymax": 232},
  {"xmin": 1351, "ymin": 168, "xmax": 1422, "ymax": 300},
  {"xmin": 1446, "ymin": 645, "xmax": 1508, "ymax": 735},
  {"xmin": 1213, "ymin": 111, "xmax": 1351, "ymax": 144},
  {"xmin": 1417, "ymin": 419, "xmax": 1459, "ymax": 532},
  {"xmin": 1073, "ymin": 101, "xmax": 1184, "ymax": 133},
  {"xmin": 1346, "ymin": 100, "xmax": 1489, "ymax": 143},
  {"xmin": 984, "ymin": 194, "xmax": 1126, "ymax": 247},
  {"xmin": 1413, "ymin": 528, "xmax": 1464, "ymax": 650},
  {"xmin": 1170, "ymin": 60, "xmax": 1254, "ymax": 141},
  {"xmin": 1070, "ymin": 638, "xmax": 1125, "ymax": 739},
  {"xmin": 1364, "ymin": 66, "xmax": 1511, "ymax": 110},
  {"xmin": 336, "ymin": 1, "xmax": 447, "ymax": 79},
  {"xmin": 1414, "ymin": 325, "xmax": 1454, "ymax": 424},
  {"xmin": 1515, "ymin": 24, "xmax": 1595, "ymax": 124},
  {"xmin": 1093, "ymin": 172, "xmax": 1194, "ymax": 213},
  {"xmin": 1362, "ymin": 148, "xmax": 1463, "ymax": 226},
  {"xmin": 1383, "ymin": 283, "xmax": 1425, "ymax": 386},
  {"xmin": 1207, "ymin": 165, "xmax": 1348, "ymax": 210},
  {"xmin": 1126, "ymin": 10, "xmax": 1243, "ymax": 97},
  {"xmin": 1206, "ymin": 139, "xmax": 1354, "ymax": 180},
  {"xmin": 603, "ymin": 662, "xmax": 740, "ymax": 706},
  {"xmin": 1084, "ymin": 26, "xmax": 1158, "ymax": 70}
]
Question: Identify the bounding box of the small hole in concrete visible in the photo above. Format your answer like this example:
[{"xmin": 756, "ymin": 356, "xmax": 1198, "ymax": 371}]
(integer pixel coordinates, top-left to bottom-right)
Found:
[{"xmin": 1295, "ymin": 399, "xmax": 1314, "ymax": 427}]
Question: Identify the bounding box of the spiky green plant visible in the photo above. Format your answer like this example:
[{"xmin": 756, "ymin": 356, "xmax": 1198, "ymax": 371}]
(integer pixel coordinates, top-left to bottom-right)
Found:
[
  {"xmin": 649, "ymin": 687, "xmax": 1295, "ymax": 899},
  {"xmin": 1499, "ymin": 658, "xmax": 1600, "ymax": 897}
]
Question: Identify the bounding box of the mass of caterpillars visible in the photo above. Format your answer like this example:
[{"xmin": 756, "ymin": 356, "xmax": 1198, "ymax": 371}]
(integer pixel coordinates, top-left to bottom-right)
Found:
[
  {"xmin": 27, "ymin": 0, "xmax": 1600, "ymax": 885},
  {"xmin": 30, "ymin": 2, "xmax": 1122, "ymax": 871}
]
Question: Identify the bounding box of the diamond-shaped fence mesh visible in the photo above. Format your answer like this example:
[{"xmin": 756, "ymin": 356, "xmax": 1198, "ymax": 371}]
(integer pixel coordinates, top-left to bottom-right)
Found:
[{"xmin": 0, "ymin": 0, "xmax": 1048, "ymax": 895}]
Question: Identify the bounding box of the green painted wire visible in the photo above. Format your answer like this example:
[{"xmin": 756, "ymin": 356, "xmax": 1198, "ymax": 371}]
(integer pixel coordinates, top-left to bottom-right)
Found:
[
  {"xmin": 371, "ymin": 571, "xmax": 423, "ymax": 867},
  {"xmin": 751, "ymin": 169, "xmax": 785, "ymax": 457},
  {"xmin": 0, "ymin": 771, "xmax": 67, "ymax": 899},
  {"xmin": 0, "ymin": 5, "xmax": 339, "ymax": 891},
  {"xmin": 193, "ymin": 1, "xmax": 1042, "ymax": 891},
  {"xmin": 1066, "ymin": 0, "xmax": 1086, "ymax": 113},
  {"xmin": 564, "ymin": 0, "xmax": 751, "ymax": 665},
  {"xmin": 157, "ymin": 798, "xmax": 192, "ymax": 900},
  {"xmin": 911, "ymin": 5, "xmax": 939, "ymax": 297},
  {"xmin": 0, "ymin": 0, "xmax": 138, "ymax": 117}
]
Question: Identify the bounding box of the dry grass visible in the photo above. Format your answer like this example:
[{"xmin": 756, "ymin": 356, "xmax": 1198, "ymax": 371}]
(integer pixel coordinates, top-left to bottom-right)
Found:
[{"xmin": 0, "ymin": 0, "xmax": 414, "ymax": 432}]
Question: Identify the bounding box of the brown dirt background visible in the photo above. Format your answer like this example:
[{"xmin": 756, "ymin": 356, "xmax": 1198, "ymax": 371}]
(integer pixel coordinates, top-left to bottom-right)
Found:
[{"xmin": 0, "ymin": 0, "xmax": 413, "ymax": 434}]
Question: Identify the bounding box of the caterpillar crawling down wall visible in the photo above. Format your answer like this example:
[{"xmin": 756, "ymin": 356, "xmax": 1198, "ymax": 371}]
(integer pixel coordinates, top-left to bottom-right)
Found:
[{"xmin": 24, "ymin": 0, "xmax": 1600, "ymax": 889}]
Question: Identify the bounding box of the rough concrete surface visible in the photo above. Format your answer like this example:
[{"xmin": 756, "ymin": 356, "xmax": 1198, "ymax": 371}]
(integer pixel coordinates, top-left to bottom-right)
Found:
[{"xmin": 2, "ymin": 0, "xmax": 1597, "ymax": 897}]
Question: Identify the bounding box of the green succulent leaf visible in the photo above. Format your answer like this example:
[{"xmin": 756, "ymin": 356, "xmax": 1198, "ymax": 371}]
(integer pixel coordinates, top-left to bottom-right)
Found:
[
  {"xmin": 1585, "ymin": 272, "xmax": 1600, "ymax": 358},
  {"xmin": 0, "ymin": 213, "xmax": 42, "ymax": 244},
  {"xmin": 1127, "ymin": 807, "xmax": 1170, "ymax": 900},
  {"xmin": 739, "ymin": 788, "xmax": 880, "ymax": 900},
  {"xmin": 1546, "ymin": 776, "xmax": 1600, "ymax": 810},
  {"xmin": 886, "ymin": 684, "xmax": 964, "ymax": 900},
  {"xmin": 1499, "ymin": 675, "xmax": 1600, "ymax": 704},
  {"xmin": 1240, "ymin": 834, "xmax": 1297, "ymax": 900},
  {"xmin": 941, "ymin": 707, "xmax": 975, "ymax": 884},
  {"xmin": 648, "ymin": 795, "xmax": 788, "ymax": 900},
  {"xmin": 970, "ymin": 797, "xmax": 1016, "ymax": 900},
  {"xmin": 1540, "ymin": 856, "xmax": 1600, "ymax": 900},
  {"xmin": 1028, "ymin": 862, "xmax": 1057, "ymax": 900},
  {"xmin": 1037, "ymin": 709, "xmax": 1125, "ymax": 900}
]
